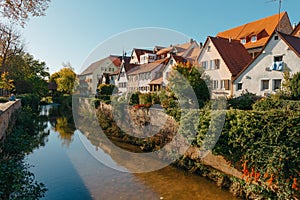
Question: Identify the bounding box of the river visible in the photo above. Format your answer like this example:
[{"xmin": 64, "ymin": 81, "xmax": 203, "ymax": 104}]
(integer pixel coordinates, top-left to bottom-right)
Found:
[{"xmin": 26, "ymin": 105, "xmax": 238, "ymax": 200}]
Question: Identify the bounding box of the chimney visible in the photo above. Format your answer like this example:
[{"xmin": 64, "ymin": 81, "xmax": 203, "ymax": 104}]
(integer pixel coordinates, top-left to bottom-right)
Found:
[
  {"xmin": 199, "ymin": 42, "xmax": 203, "ymax": 48},
  {"xmin": 190, "ymin": 38, "xmax": 194, "ymax": 43}
]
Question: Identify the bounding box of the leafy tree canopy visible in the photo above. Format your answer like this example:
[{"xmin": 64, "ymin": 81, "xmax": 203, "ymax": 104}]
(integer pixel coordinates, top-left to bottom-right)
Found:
[{"xmin": 50, "ymin": 66, "xmax": 77, "ymax": 95}]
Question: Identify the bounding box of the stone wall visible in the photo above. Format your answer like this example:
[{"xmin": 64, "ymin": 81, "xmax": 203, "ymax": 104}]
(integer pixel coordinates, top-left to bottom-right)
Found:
[
  {"xmin": 0, "ymin": 100, "xmax": 21, "ymax": 142},
  {"xmin": 94, "ymin": 101, "xmax": 242, "ymax": 179}
]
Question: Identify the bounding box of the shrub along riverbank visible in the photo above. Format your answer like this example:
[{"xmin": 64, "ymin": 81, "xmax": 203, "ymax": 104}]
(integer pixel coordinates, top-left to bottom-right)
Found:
[{"xmin": 91, "ymin": 95, "xmax": 300, "ymax": 199}]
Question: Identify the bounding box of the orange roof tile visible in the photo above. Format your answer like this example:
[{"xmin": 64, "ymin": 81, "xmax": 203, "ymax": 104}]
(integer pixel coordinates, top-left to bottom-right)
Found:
[{"xmin": 217, "ymin": 12, "xmax": 287, "ymax": 50}]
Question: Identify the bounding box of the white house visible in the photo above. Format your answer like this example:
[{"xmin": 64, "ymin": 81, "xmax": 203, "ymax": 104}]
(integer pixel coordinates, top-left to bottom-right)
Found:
[
  {"xmin": 197, "ymin": 36, "xmax": 252, "ymax": 98},
  {"xmin": 127, "ymin": 58, "xmax": 168, "ymax": 93},
  {"xmin": 233, "ymin": 31, "xmax": 300, "ymax": 97},
  {"xmin": 129, "ymin": 48, "xmax": 154, "ymax": 64},
  {"xmin": 78, "ymin": 55, "xmax": 121, "ymax": 94},
  {"xmin": 162, "ymin": 55, "xmax": 187, "ymax": 87},
  {"xmin": 116, "ymin": 60, "xmax": 139, "ymax": 94}
]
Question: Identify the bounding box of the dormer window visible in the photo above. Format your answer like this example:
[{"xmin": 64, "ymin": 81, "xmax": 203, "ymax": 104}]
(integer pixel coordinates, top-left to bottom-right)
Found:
[
  {"xmin": 240, "ymin": 38, "xmax": 246, "ymax": 44},
  {"xmin": 251, "ymin": 35, "xmax": 257, "ymax": 43}
]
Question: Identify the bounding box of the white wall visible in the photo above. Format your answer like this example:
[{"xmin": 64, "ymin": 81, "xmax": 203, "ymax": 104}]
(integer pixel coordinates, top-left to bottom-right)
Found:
[
  {"xmin": 140, "ymin": 53, "xmax": 157, "ymax": 64},
  {"xmin": 197, "ymin": 39, "xmax": 232, "ymax": 98},
  {"xmin": 117, "ymin": 66, "xmax": 128, "ymax": 94},
  {"xmin": 234, "ymin": 34, "xmax": 300, "ymax": 97}
]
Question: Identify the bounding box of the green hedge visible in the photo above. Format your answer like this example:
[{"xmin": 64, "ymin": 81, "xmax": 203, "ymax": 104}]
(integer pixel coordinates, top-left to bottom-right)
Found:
[
  {"xmin": 253, "ymin": 97, "xmax": 300, "ymax": 111},
  {"xmin": 210, "ymin": 109, "xmax": 300, "ymax": 199}
]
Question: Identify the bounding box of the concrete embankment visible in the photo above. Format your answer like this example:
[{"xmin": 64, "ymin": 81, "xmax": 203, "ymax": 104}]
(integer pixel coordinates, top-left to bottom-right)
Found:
[{"xmin": 0, "ymin": 100, "xmax": 21, "ymax": 142}]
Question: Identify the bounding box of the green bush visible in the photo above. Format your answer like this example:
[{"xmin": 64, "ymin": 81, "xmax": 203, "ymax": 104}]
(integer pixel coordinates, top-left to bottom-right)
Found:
[
  {"xmin": 139, "ymin": 93, "xmax": 152, "ymax": 105},
  {"xmin": 290, "ymin": 72, "xmax": 300, "ymax": 100},
  {"xmin": 211, "ymin": 109, "xmax": 300, "ymax": 199},
  {"xmin": 227, "ymin": 91, "xmax": 260, "ymax": 110},
  {"xmin": 96, "ymin": 84, "xmax": 116, "ymax": 104},
  {"xmin": 129, "ymin": 92, "xmax": 140, "ymax": 105},
  {"xmin": 0, "ymin": 97, "xmax": 8, "ymax": 103},
  {"xmin": 253, "ymin": 97, "xmax": 300, "ymax": 111},
  {"xmin": 16, "ymin": 94, "xmax": 40, "ymax": 111}
]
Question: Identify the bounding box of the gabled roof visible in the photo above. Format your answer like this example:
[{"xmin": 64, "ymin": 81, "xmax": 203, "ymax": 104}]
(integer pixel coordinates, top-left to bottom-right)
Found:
[
  {"xmin": 171, "ymin": 55, "xmax": 187, "ymax": 63},
  {"xmin": 131, "ymin": 48, "xmax": 154, "ymax": 63},
  {"xmin": 127, "ymin": 58, "xmax": 169, "ymax": 75},
  {"xmin": 278, "ymin": 31, "xmax": 300, "ymax": 57},
  {"xmin": 217, "ymin": 12, "xmax": 289, "ymax": 50},
  {"xmin": 156, "ymin": 41, "xmax": 195, "ymax": 56},
  {"xmin": 291, "ymin": 22, "xmax": 300, "ymax": 37},
  {"xmin": 208, "ymin": 36, "xmax": 252, "ymax": 76},
  {"xmin": 234, "ymin": 31, "xmax": 300, "ymax": 82},
  {"xmin": 80, "ymin": 55, "xmax": 121, "ymax": 75}
]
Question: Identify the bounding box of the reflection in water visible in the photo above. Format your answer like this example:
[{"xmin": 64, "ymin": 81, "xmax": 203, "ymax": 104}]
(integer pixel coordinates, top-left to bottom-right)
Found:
[
  {"xmin": 27, "ymin": 104, "xmax": 237, "ymax": 200},
  {"xmin": 48, "ymin": 104, "xmax": 76, "ymax": 147}
]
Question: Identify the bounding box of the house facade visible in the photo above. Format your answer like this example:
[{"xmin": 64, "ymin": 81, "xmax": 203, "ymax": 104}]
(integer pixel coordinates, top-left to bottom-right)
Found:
[
  {"xmin": 130, "ymin": 48, "xmax": 154, "ymax": 64},
  {"xmin": 197, "ymin": 36, "xmax": 252, "ymax": 98},
  {"xmin": 116, "ymin": 61, "xmax": 139, "ymax": 94},
  {"xmin": 78, "ymin": 55, "xmax": 121, "ymax": 95},
  {"xmin": 162, "ymin": 55, "xmax": 186, "ymax": 87},
  {"xmin": 127, "ymin": 58, "xmax": 168, "ymax": 93},
  {"xmin": 233, "ymin": 31, "xmax": 300, "ymax": 97}
]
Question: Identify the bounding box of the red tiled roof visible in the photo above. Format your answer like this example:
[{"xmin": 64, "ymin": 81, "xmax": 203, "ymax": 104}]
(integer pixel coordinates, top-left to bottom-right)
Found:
[
  {"xmin": 210, "ymin": 36, "xmax": 252, "ymax": 76},
  {"xmin": 278, "ymin": 31, "xmax": 300, "ymax": 57},
  {"xmin": 217, "ymin": 12, "xmax": 288, "ymax": 50}
]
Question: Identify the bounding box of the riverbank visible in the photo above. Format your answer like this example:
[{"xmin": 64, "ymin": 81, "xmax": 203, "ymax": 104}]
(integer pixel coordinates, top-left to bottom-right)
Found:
[
  {"xmin": 0, "ymin": 100, "xmax": 21, "ymax": 143},
  {"xmin": 75, "ymin": 98, "xmax": 299, "ymax": 199}
]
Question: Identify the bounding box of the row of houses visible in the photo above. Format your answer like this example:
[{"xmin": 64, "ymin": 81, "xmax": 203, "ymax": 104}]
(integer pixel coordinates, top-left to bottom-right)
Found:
[{"xmin": 78, "ymin": 12, "xmax": 300, "ymax": 98}]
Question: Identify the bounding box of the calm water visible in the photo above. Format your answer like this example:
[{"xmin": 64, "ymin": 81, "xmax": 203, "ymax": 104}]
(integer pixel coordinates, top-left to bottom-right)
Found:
[{"xmin": 26, "ymin": 105, "xmax": 238, "ymax": 200}]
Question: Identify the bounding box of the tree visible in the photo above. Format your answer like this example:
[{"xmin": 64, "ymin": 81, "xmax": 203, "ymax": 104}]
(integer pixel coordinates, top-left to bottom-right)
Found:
[
  {"xmin": 279, "ymin": 71, "xmax": 300, "ymax": 100},
  {"xmin": 0, "ymin": 71, "xmax": 15, "ymax": 95},
  {"xmin": 0, "ymin": 23, "xmax": 23, "ymax": 72},
  {"xmin": 6, "ymin": 53, "xmax": 50, "ymax": 96},
  {"xmin": 0, "ymin": 0, "xmax": 51, "ymax": 27},
  {"xmin": 50, "ymin": 67, "xmax": 77, "ymax": 95},
  {"xmin": 168, "ymin": 62, "xmax": 210, "ymax": 108}
]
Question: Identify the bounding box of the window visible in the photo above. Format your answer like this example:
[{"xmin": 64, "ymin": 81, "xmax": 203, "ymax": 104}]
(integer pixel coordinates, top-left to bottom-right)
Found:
[
  {"xmin": 210, "ymin": 60, "xmax": 215, "ymax": 70},
  {"xmin": 237, "ymin": 83, "xmax": 243, "ymax": 90},
  {"xmin": 170, "ymin": 59, "xmax": 173, "ymax": 65},
  {"xmin": 241, "ymin": 38, "xmax": 246, "ymax": 44},
  {"xmin": 214, "ymin": 59, "xmax": 220, "ymax": 69},
  {"xmin": 261, "ymin": 80, "xmax": 269, "ymax": 90},
  {"xmin": 251, "ymin": 35, "xmax": 257, "ymax": 43},
  {"xmin": 221, "ymin": 79, "xmax": 230, "ymax": 90},
  {"xmin": 274, "ymin": 56, "xmax": 283, "ymax": 62},
  {"xmin": 201, "ymin": 61, "xmax": 208, "ymax": 70},
  {"xmin": 213, "ymin": 80, "xmax": 219, "ymax": 89},
  {"xmin": 273, "ymin": 79, "xmax": 281, "ymax": 90},
  {"xmin": 274, "ymin": 35, "xmax": 279, "ymax": 40}
]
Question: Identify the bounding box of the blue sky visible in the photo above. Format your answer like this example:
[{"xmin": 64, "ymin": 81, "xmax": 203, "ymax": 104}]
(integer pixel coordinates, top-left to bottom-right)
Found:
[{"xmin": 21, "ymin": 0, "xmax": 300, "ymax": 74}]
